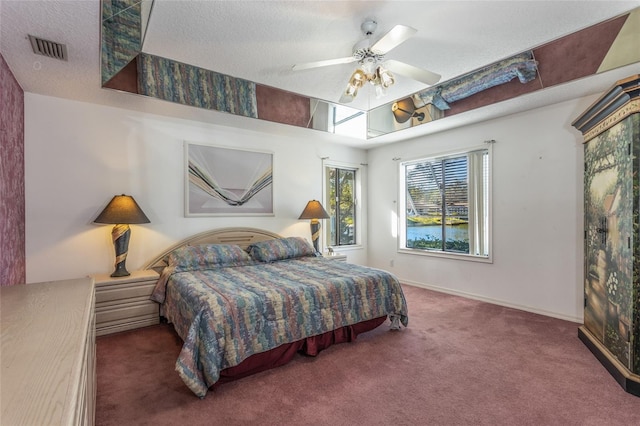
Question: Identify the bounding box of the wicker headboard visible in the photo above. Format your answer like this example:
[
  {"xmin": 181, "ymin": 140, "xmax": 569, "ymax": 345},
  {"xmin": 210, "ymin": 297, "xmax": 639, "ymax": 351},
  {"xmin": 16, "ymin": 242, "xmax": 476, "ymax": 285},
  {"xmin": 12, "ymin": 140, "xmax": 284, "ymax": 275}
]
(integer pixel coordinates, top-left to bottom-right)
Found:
[{"xmin": 143, "ymin": 227, "xmax": 283, "ymax": 273}]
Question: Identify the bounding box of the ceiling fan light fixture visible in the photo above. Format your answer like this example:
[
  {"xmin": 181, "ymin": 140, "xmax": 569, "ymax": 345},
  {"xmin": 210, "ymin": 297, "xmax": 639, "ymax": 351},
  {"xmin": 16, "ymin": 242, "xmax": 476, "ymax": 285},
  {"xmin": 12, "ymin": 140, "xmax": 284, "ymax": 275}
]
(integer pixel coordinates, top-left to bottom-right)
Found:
[
  {"xmin": 345, "ymin": 84, "xmax": 359, "ymax": 98},
  {"xmin": 360, "ymin": 57, "xmax": 377, "ymax": 75},
  {"xmin": 377, "ymin": 66, "xmax": 394, "ymax": 88},
  {"xmin": 344, "ymin": 69, "xmax": 367, "ymax": 98},
  {"xmin": 349, "ymin": 69, "xmax": 367, "ymax": 87}
]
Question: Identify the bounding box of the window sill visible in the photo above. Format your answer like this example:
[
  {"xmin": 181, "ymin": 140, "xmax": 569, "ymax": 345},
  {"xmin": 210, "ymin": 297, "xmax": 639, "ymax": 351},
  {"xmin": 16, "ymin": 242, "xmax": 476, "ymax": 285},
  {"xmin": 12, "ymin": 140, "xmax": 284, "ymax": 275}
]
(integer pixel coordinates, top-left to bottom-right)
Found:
[
  {"xmin": 328, "ymin": 244, "xmax": 363, "ymax": 253},
  {"xmin": 398, "ymin": 248, "xmax": 493, "ymax": 264}
]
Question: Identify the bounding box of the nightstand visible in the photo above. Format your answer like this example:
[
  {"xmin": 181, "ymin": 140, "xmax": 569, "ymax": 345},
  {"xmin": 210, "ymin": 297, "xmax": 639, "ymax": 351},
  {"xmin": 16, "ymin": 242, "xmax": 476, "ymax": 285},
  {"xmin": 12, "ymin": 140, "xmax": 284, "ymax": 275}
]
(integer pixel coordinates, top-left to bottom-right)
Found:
[
  {"xmin": 324, "ymin": 253, "xmax": 347, "ymax": 262},
  {"xmin": 92, "ymin": 269, "xmax": 160, "ymax": 336}
]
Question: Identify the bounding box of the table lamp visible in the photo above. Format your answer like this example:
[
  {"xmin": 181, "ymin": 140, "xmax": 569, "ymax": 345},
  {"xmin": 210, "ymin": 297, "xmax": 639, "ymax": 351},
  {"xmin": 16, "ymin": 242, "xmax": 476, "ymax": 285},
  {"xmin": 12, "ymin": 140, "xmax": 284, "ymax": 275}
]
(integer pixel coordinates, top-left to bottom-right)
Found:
[
  {"xmin": 94, "ymin": 194, "xmax": 150, "ymax": 277},
  {"xmin": 298, "ymin": 200, "xmax": 330, "ymax": 253}
]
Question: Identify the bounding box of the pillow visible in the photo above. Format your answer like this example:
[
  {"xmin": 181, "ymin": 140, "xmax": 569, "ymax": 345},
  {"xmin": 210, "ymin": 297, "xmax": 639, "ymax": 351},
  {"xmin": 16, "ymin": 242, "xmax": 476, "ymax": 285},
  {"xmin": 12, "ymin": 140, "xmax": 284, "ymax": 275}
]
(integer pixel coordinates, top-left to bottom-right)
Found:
[
  {"xmin": 248, "ymin": 237, "xmax": 316, "ymax": 262},
  {"xmin": 167, "ymin": 244, "xmax": 253, "ymax": 271}
]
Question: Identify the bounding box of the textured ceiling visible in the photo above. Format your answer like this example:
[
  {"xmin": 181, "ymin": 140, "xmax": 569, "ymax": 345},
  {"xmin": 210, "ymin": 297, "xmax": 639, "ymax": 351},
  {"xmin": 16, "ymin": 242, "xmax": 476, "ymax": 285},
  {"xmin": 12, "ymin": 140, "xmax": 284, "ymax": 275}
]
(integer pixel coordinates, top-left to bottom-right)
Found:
[{"xmin": 2, "ymin": 1, "xmax": 640, "ymax": 146}]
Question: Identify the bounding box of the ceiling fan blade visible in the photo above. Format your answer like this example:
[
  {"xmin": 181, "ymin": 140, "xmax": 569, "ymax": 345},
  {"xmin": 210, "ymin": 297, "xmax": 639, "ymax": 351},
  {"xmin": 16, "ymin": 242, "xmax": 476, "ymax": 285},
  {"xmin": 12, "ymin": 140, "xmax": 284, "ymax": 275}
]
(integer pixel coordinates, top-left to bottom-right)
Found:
[
  {"xmin": 292, "ymin": 56, "xmax": 356, "ymax": 71},
  {"xmin": 338, "ymin": 92, "xmax": 355, "ymax": 104},
  {"xmin": 370, "ymin": 24, "xmax": 417, "ymax": 54},
  {"xmin": 384, "ymin": 59, "xmax": 441, "ymax": 85}
]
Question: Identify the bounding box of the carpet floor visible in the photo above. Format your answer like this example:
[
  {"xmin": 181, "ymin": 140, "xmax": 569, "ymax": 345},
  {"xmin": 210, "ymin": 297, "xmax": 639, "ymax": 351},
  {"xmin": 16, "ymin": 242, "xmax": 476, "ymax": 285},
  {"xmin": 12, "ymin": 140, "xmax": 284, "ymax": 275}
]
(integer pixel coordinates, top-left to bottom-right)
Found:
[{"xmin": 96, "ymin": 285, "xmax": 640, "ymax": 425}]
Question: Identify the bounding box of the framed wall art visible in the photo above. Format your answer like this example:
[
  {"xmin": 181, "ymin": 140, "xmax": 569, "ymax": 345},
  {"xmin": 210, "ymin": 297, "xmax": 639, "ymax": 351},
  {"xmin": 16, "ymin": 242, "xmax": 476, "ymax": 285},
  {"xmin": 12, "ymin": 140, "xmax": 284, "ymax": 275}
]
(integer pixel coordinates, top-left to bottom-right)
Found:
[{"xmin": 185, "ymin": 142, "xmax": 274, "ymax": 216}]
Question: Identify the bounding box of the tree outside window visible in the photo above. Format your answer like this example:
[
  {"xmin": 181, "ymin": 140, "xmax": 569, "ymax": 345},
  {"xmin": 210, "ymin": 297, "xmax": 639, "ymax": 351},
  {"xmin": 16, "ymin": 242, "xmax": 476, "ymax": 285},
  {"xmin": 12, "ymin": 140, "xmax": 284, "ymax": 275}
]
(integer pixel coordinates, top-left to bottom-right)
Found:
[
  {"xmin": 400, "ymin": 148, "xmax": 490, "ymax": 258},
  {"xmin": 327, "ymin": 167, "xmax": 356, "ymax": 246}
]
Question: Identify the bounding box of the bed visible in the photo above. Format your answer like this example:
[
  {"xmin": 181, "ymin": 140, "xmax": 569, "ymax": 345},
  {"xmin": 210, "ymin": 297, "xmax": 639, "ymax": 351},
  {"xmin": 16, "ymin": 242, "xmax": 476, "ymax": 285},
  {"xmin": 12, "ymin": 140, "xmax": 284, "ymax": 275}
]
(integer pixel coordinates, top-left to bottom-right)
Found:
[{"xmin": 146, "ymin": 227, "xmax": 408, "ymax": 398}]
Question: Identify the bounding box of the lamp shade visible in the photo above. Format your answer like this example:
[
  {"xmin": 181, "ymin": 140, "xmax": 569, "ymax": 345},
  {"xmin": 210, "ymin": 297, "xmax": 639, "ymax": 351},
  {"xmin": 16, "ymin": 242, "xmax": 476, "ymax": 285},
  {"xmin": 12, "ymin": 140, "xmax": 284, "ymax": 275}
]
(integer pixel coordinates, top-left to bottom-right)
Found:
[
  {"xmin": 298, "ymin": 200, "xmax": 330, "ymax": 220},
  {"xmin": 391, "ymin": 97, "xmax": 417, "ymax": 123},
  {"xmin": 94, "ymin": 195, "xmax": 150, "ymax": 224}
]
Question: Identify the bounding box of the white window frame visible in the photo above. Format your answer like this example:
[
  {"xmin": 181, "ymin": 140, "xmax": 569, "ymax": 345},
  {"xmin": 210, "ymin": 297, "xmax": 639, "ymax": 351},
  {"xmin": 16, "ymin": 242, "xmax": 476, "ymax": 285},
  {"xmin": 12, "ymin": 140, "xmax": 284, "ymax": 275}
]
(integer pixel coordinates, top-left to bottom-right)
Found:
[
  {"xmin": 330, "ymin": 104, "xmax": 367, "ymax": 140},
  {"xmin": 323, "ymin": 160, "xmax": 363, "ymax": 252},
  {"xmin": 398, "ymin": 145, "xmax": 493, "ymax": 263}
]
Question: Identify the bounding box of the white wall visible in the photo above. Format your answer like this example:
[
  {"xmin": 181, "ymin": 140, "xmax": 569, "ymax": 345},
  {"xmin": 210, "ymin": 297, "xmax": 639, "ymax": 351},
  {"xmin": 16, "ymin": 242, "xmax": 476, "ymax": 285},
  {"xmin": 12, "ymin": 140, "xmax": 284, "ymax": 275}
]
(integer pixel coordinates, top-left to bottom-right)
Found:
[
  {"xmin": 23, "ymin": 90, "xmax": 600, "ymax": 322},
  {"xmin": 367, "ymin": 95, "xmax": 598, "ymax": 322},
  {"xmin": 24, "ymin": 93, "xmax": 368, "ymax": 283}
]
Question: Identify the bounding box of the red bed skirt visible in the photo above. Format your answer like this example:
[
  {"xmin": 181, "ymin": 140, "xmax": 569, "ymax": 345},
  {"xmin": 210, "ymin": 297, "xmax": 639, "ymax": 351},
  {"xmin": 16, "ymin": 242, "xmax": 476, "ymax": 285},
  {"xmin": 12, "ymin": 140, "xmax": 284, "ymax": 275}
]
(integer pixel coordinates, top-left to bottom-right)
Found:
[{"xmin": 216, "ymin": 316, "xmax": 387, "ymax": 384}]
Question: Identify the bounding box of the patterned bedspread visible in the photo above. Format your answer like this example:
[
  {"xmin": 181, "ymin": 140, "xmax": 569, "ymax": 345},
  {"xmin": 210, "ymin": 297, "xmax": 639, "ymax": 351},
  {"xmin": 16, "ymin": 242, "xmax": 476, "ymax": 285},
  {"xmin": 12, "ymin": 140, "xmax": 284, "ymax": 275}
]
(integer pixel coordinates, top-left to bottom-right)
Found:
[{"xmin": 151, "ymin": 256, "xmax": 408, "ymax": 397}]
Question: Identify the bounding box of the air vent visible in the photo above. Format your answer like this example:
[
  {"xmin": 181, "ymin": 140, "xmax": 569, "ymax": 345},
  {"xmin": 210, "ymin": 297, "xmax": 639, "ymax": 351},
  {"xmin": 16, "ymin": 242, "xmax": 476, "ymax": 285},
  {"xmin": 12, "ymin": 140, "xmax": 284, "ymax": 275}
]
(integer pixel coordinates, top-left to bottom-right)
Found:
[{"xmin": 28, "ymin": 35, "xmax": 67, "ymax": 61}]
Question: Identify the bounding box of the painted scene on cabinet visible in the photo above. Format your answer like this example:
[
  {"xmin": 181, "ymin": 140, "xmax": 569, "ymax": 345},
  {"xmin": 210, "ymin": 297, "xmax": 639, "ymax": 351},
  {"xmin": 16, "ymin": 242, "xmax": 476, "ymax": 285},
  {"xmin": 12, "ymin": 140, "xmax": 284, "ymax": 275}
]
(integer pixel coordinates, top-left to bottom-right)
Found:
[{"xmin": 584, "ymin": 113, "xmax": 639, "ymax": 371}]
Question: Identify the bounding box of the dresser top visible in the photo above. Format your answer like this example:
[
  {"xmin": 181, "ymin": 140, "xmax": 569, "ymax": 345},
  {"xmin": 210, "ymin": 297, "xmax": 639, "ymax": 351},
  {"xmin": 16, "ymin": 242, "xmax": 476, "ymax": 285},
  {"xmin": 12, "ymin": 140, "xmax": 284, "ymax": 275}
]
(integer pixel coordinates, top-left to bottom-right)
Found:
[
  {"xmin": 1, "ymin": 277, "xmax": 95, "ymax": 425},
  {"xmin": 92, "ymin": 269, "xmax": 159, "ymax": 285}
]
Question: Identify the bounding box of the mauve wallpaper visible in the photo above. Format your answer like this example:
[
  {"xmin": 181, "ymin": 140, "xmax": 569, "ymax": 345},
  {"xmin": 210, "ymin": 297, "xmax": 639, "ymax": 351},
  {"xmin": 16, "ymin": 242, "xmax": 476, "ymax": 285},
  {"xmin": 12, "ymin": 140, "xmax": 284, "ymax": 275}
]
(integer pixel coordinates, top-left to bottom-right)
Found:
[{"xmin": 0, "ymin": 52, "xmax": 25, "ymax": 286}]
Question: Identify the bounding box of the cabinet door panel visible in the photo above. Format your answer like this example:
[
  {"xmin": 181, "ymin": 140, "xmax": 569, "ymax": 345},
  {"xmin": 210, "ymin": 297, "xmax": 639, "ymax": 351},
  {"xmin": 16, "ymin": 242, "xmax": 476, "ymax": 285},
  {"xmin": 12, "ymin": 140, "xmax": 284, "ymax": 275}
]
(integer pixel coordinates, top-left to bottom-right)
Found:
[{"xmin": 584, "ymin": 115, "xmax": 636, "ymax": 369}]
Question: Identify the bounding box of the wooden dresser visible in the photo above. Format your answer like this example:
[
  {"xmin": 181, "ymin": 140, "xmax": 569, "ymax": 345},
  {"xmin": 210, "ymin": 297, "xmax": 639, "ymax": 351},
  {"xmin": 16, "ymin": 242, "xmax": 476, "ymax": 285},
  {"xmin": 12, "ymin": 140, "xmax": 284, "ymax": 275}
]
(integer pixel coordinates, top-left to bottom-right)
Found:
[{"xmin": 0, "ymin": 277, "xmax": 96, "ymax": 425}]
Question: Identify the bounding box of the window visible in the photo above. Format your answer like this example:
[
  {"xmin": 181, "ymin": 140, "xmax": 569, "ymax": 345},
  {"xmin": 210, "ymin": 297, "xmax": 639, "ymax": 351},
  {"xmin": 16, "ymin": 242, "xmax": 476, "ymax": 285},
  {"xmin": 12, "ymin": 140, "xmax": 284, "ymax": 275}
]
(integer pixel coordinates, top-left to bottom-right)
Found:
[
  {"xmin": 399, "ymin": 148, "xmax": 490, "ymax": 259},
  {"xmin": 331, "ymin": 105, "xmax": 367, "ymax": 139},
  {"xmin": 325, "ymin": 165, "xmax": 359, "ymax": 247},
  {"xmin": 309, "ymin": 102, "xmax": 366, "ymax": 139}
]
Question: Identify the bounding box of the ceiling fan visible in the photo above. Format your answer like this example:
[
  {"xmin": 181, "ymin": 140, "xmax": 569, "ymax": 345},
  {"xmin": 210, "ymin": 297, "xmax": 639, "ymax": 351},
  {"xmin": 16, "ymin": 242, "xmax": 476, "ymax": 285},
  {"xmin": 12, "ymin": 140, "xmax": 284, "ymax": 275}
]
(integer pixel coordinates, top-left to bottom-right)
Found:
[{"xmin": 292, "ymin": 20, "xmax": 441, "ymax": 103}]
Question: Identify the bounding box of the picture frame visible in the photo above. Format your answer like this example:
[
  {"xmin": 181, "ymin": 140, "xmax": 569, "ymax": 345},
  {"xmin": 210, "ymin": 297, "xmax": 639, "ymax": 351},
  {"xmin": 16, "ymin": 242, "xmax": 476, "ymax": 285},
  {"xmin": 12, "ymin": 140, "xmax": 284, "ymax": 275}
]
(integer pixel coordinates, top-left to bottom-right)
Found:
[{"xmin": 185, "ymin": 142, "xmax": 274, "ymax": 216}]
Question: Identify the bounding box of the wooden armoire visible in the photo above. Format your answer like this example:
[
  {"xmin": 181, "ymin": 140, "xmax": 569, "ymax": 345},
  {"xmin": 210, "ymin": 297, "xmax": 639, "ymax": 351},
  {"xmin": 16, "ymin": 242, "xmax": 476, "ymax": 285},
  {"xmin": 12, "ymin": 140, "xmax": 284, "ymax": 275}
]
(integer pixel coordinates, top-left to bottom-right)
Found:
[{"xmin": 572, "ymin": 75, "xmax": 640, "ymax": 396}]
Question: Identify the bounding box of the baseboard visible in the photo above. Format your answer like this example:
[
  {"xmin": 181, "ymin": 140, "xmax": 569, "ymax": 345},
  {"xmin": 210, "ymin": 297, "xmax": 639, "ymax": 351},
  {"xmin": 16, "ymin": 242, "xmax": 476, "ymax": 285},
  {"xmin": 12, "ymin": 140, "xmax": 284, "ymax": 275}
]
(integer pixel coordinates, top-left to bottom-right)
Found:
[
  {"xmin": 400, "ymin": 279, "xmax": 582, "ymax": 323},
  {"xmin": 578, "ymin": 326, "xmax": 640, "ymax": 397}
]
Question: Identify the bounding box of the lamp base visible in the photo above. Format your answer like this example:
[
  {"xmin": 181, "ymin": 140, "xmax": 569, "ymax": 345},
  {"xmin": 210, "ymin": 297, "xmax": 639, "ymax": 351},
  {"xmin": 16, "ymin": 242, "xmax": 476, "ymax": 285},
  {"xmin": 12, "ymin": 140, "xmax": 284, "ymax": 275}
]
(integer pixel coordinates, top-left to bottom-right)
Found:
[
  {"xmin": 111, "ymin": 224, "xmax": 131, "ymax": 277},
  {"xmin": 310, "ymin": 219, "xmax": 321, "ymax": 253},
  {"xmin": 110, "ymin": 262, "xmax": 130, "ymax": 277}
]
